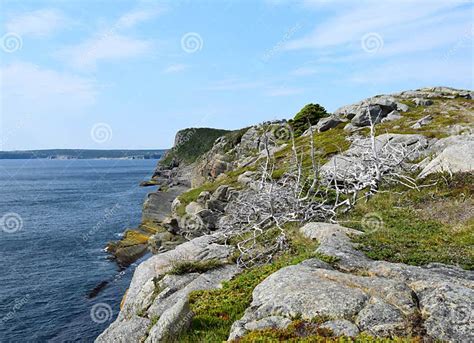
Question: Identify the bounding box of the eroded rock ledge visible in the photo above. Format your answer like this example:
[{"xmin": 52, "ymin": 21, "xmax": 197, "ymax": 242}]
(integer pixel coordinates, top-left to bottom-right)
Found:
[
  {"xmin": 229, "ymin": 223, "xmax": 473, "ymax": 342},
  {"xmin": 96, "ymin": 235, "xmax": 240, "ymax": 343}
]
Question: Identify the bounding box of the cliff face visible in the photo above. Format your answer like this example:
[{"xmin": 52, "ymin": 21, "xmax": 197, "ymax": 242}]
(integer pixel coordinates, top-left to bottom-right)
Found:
[{"xmin": 98, "ymin": 87, "xmax": 474, "ymax": 342}]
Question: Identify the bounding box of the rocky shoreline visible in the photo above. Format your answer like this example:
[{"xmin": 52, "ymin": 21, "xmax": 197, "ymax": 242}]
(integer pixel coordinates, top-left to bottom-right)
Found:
[{"xmin": 98, "ymin": 87, "xmax": 473, "ymax": 342}]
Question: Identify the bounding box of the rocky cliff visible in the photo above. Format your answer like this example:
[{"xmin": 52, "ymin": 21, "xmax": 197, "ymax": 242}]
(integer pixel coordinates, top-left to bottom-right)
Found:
[{"xmin": 98, "ymin": 87, "xmax": 473, "ymax": 342}]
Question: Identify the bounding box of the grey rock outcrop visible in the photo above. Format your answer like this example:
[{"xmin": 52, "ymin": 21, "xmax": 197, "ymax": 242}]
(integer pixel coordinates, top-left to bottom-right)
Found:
[
  {"xmin": 411, "ymin": 115, "xmax": 433, "ymax": 129},
  {"xmin": 334, "ymin": 96, "xmax": 407, "ymax": 128},
  {"xmin": 145, "ymin": 265, "xmax": 240, "ymax": 342},
  {"xmin": 381, "ymin": 110, "xmax": 402, "ymax": 122},
  {"xmin": 303, "ymin": 116, "xmax": 345, "ymax": 134},
  {"xmin": 413, "ymin": 98, "xmax": 433, "ymax": 107},
  {"xmin": 229, "ymin": 222, "xmax": 474, "ymax": 342},
  {"xmin": 97, "ymin": 235, "xmax": 235, "ymax": 343},
  {"xmin": 419, "ymin": 140, "xmax": 474, "ymax": 178}
]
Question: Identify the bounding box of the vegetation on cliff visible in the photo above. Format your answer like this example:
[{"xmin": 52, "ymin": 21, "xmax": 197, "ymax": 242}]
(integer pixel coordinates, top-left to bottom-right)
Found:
[
  {"xmin": 289, "ymin": 103, "xmax": 329, "ymax": 136},
  {"xmin": 159, "ymin": 128, "xmax": 230, "ymax": 167}
]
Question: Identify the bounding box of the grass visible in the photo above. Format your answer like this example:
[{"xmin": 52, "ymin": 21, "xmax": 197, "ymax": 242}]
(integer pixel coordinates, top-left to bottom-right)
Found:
[
  {"xmin": 238, "ymin": 322, "xmax": 421, "ymax": 343},
  {"xmin": 168, "ymin": 259, "xmax": 225, "ymax": 275},
  {"xmin": 176, "ymin": 166, "xmax": 255, "ymax": 216},
  {"xmin": 177, "ymin": 224, "xmax": 318, "ymax": 342},
  {"xmin": 374, "ymin": 97, "xmax": 473, "ymax": 139},
  {"xmin": 341, "ymin": 172, "xmax": 474, "ymax": 269}
]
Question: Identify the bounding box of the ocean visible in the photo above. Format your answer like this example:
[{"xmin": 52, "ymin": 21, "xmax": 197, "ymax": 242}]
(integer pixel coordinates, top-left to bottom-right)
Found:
[{"xmin": 0, "ymin": 159, "xmax": 159, "ymax": 342}]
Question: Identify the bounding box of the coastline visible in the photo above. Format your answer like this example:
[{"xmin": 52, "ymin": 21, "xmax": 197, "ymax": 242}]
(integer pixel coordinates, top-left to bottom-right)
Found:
[{"xmin": 106, "ymin": 161, "xmax": 190, "ymax": 269}]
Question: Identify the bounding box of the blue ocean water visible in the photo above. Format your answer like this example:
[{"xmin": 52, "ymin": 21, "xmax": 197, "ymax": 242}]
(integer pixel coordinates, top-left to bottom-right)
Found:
[{"xmin": 0, "ymin": 159, "xmax": 159, "ymax": 342}]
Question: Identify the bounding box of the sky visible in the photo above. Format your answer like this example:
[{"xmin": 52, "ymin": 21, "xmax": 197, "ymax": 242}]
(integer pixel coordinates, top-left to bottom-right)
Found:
[{"xmin": 0, "ymin": 0, "xmax": 472, "ymax": 150}]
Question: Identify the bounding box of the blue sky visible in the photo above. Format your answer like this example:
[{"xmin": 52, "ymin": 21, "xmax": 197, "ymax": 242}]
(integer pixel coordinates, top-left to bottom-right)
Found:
[{"xmin": 0, "ymin": 0, "xmax": 472, "ymax": 150}]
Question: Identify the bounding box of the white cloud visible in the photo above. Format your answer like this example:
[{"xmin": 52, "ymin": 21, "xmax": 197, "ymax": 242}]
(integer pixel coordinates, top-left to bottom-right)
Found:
[
  {"xmin": 163, "ymin": 63, "xmax": 188, "ymax": 74},
  {"xmin": 348, "ymin": 57, "xmax": 472, "ymax": 87},
  {"xmin": 56, "ymin": 7, "xmax": 162, "ymax": 70},
  {"xmin": 290, "ymin": 67, "xmax": 320, "ymax": 76},
  {"xmin": 116, "ymin": 8, "xmax": 164, "ymax": 29},
  {"xmin": 284, "ymin": 0, "xmax": 470, "ymax": 57},
  {"xmin": 1, "ymin": 62, "xmax": 97, "ymax": 112},
  {"xmin": 265, "ymin": 87, "xmax": 303, "ymax": 96},
  {"xmin": 58, "ymin": 32, "xmax": 152, "ymax": 70},
  {"xmin": 204, "ymin": 78, "xmax": 266, "ymax": 91},
  {"xmin": 5, "ymin": 9, "xmax": 68, "ymax": 37}
]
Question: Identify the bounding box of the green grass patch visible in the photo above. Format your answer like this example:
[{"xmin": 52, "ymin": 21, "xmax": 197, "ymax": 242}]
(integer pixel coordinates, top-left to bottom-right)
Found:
[
  {"xmin": 341, "ymin": 172, "xmax": 474, "ymax": 269},
  {"xmin": 376, "ymin": 98, "xmax": 473, "ymax": 139},
  {"xmin": 177, "ymin": 224, "xmax": 317, "ymax": 342},
  {"xmin": 168, "ymin": 259, "xmax": 225, "ymax": 275},
  {"xmin": 238, "ymin": 321, "xmax": 421, "ymax": 342}
]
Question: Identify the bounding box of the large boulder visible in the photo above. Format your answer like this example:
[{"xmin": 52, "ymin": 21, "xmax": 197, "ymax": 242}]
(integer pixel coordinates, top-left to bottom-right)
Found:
[
  {"xmin": 303, "ymin": 116, "xmax": 345, "ymax": 134},
  {"xmin": 229, "ymin": 223, "xmax": 474, "ymax": 342},
  {"xmin": 419, "ymin": 140, "xmax": 474, "ymax": 178},
  {"xmin": 97, "ymin": 235, "xmax": 235, "ymax": 342},
  {"xmin": 334, "ymin": 96, "xmax": 406, "ymax": 128},
  {"xmin": 145, "ymin": 265, "xmax": 240, "ymax": 342}
]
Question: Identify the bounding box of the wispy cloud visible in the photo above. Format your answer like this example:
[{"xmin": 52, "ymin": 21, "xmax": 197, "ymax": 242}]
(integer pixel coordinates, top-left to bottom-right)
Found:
[
  {"xmin": 290, "ymin": 67, "xmax": 320, "ymax": 76},
  {"xmin": 116, "ymin": 7, "xmax": 165, "ymax": 29},
  {"xmin": 58, "ymin": 33, "xmax": 152, "ymax": 70},
  {"xmin": 57, "ymin": 7, "xmax": 162, "ymax": 70},
  {"xmin": 284, "ymin": 0, "xmax": 470, "ymax": 58},
  {"xmin": 4, "ymin": 9, "xmax": 68, "ymax": 37},
  {"xmin": 1, "ymin": 62, "xmax": 97, "ymax": 111},
  {"xmin": 349, "ymin": 57, "xmax": 472, "ymax": 86},
  {"xmin": 265, "ymin": 87, "xmax": 303, "ymax": 96},
  {"xmin": 163, "ymin": 63, "xmax": 188, "ymax": 74},
  {"xmin": 203, "ymin": 78, "xmax": 266, "ymax": 91}
]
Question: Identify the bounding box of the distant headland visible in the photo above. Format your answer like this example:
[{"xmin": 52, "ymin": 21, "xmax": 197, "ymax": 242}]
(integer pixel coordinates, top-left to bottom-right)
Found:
[{"xmin": 0, "ymin": 149, "xmax": 167, "ymax": 160}]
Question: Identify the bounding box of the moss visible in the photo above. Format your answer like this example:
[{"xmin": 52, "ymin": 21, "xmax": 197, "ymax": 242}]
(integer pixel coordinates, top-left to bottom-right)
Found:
[
  {"xmin": 150, "ymin": 315, "xmax": 160, "ymax": 326},
  {"xmin": 136, "ymin": 308, "xmax": 147, "ymax": 317},
  {"xmin": 313, "ymin": 252, "xmax": 340, "ymax": 265},
  {"xmin": 139, "ymin": 220, "xmax": 166, "ymax": 234},
  {"xmin": 116, "ymin": 230, "xmax": 150, "ymax": 247},
  {"xmin": 341, "ymin": 172, "xmax": 474, "ymax": 269},
  {"xmin": 168, "ymin": 259, "xmax": 225, "ymax": 275},
  {"xmin": 239, "ymin": 322, "xmax": 420, "ymax": 342}
]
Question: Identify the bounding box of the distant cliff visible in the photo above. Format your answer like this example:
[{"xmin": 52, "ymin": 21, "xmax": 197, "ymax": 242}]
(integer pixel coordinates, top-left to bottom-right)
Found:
[{"xmin": 158, "ymin": 128, "xmax": 230, "ymax": 168}]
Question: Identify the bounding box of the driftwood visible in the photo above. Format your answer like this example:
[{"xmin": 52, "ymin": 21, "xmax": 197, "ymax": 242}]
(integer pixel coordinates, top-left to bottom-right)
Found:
[{"xmin": 218, "ymin": 116, "xmax": 423, "ymax": 268}]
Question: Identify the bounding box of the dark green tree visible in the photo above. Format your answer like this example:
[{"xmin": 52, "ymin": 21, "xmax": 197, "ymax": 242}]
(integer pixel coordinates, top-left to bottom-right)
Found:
[{"xmin": 289, "ymin": 103, "xmax": 329, "ymax": 136}]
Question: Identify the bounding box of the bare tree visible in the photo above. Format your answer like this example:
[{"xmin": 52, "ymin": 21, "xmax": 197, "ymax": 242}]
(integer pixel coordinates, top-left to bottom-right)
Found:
[{"xmin": 216, "ymin": 120, "xmax": 424, "ymax": 268}]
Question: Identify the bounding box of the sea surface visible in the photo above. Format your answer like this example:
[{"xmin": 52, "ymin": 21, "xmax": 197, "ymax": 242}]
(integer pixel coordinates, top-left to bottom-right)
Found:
[{"xmin": 0, "ymin": 159, "xmax": 160, "ymax": 342}]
